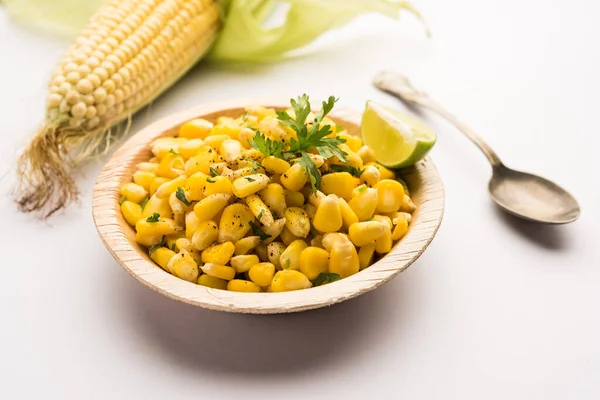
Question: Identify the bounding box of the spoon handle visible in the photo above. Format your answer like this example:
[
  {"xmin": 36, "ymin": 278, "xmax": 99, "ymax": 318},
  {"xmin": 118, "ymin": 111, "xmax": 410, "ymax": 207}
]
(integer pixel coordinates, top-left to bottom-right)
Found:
[{"xmin": 373, "ymin": 71, "xmax": 504, "ymax": 168}]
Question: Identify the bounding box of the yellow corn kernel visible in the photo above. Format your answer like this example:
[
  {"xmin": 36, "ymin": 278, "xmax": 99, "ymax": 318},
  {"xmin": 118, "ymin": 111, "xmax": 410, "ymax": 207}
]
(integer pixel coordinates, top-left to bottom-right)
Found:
[
  {"xmin": 197, "ymin": 275, "xmax": 228, "ymax": 290},
  {"xmin": 357, "ymin": 146, "xmax": 377, "ymax": 164},
  {"xmin": 218, "ymin": 204, "xmax": 254, "ymax": 243},
  {"xmin": 307, "ymin": 190, "xmax": 326, "ymax": 207},
  {"xmin": 179, "ymin": 139, "xmax": 205, "ymax": 159},
  {"xmin": 335, "ymin": 197, "xmax": 359, "ymax": 231},
  {"xmin": 169, "ymin": 191, "xmax": 188, "ymax": 215},
  {"xmin": 136, "ymin": 162, "xmax": 159, "ymax": 174},
  {"xmin": 150, "ymin": 177, "xmax": 170, "ymax": 197},
  {"xmin": 194, "ymin": 193, "xmax": 231, "ymax": 221},
  {"xmin": 201, "ymin": 263, "xmax": 236, "ymax": 281},
  {"xmin": 329, "ymin": 144, "xmax": 363, "ymax": 169},
  {"xmin": 220, "ymin": 139, "xmax": 243, "ymax": 163},
  {"xmin": 168, "ymin": 250, "xmax": 199, "ymax": 283},
  {"xmin": 203, "ymin": 134, "xmax": 231, "ymax": 150},
  {"xmin": 257, "ymin": 116, "xmax": 287, "ymax": 140},
  {"xmin": 304, "ymin": 203, "xmax": 317, "ymax": 220},
  {"xmin": 375, "ymin": 179, "xmax": 405, "ymax": 213},
  {"xmin": 150, "ymin": 137, "xmax": 187, "ymax": 159},
  {"xmin": 259, "ymin": 183, "xmax": 286, "ymax": 217},
  {"xmin": 397, "ymin": 178, "xmax": 410, "ymax": 196},
  {"xmin": 232, "ymin": 174, "xmax": 270, "ymax": 198},
  {"xmin": 165, "ymin": 232, "xmax": 185, "ymax": 249},
  {"xmin": 174, "ymin": 237, "xmax": 192, "ymax": 252},
  {"xmin": 136, "ymin": 216, "xmax": 182, "ymax": 237},
  {"xmin": 299, "ymin": 246, "xmax": 329, "ymax": 280},
  {"xmin": 150, "ymin": 247, "xmax": 176, "ymax": 271},
  {"xmin": 156, "ymin": 176, "xmax": 187, "ymax": 199},
  {"xmin": 261, "ymin": 156, "xmax": 290, "ymax": 175},
  {"xmin": 121, "ymin": 201, "xmax": 142, "ymax": 226},
  {"xmin": 262, "ymin": 218, "xmax": 286, "ymax": 244},
  {"xmin": 142, "ymin": 194, "xmax": 172, "ymax": 219},
  {"xmin": 348, "ymin": 186, "xmax": 378, "ymax": 221},
  {"xmin": 184, "ymin": 147, "xmax": 220, "ymax": 176},
  {"xmin": 201, "ymin": 242, "xmax": 235, "ymax": 265},
  {"xmin": 243, "ymin": 148, "xmax": 265, "ymax": 162},
  {"xmin": 133, "ymin": 171, "xmax": 156, "ymax": 192},
  {"xmin": 358, "ymin": 243, "xmax": 376, "ymax": 270},
  {"xmin": 313, "ymin": 195, "xmax": 343, "ymax": 233},
  {"xmin": 270, "ymin": 270, "xmax": 312, "ymax": 292},
  {"xmin": 267, "ymin": 242, "xmax": 286, "ymax": 269},
  {"xmin": 399, "ymin": 194, "xmax": 416, "ymax": 212},
  {"xmin": 234, "ymin": 236, "xmax": 261, "ymax": 255},
  {"xmin": 238, "ymin": 127, "xmax": 255, "ymax": 149},
  {"xmin": 307, "ymin": 154, "xmax": 325, "ymax": 168},
  {"xmin": 120, "ymin": 182, "xmax": 148, "ymax": 204},
  {"xmin": 174, "ymin": 212, "xmax": 185, "ymax": 227},
  {"xmin": 329, "ymin": 240, "xmax": 359, "ymax": 278},
  {"xmin": 284, "ymin": 207, "xmax": 310, "ymax": 238},
  {"xmin": 184, "ymin": 172, "xmax": 207, "ymax": 201},
  {"xmin": 135, "ymin": 232, "xmax": 163, "ymax": 247},
  {"xmin": 212, "ymin": 119, "xmax": 241, "ymax": 139},
  {"xmin": 360, "ymin": 165, "xmax": 381, "ymax": 187},
  {"xmin": 204, "ymin": 175, "xmax": 233, "ymax": 196},
  {"xmin": 248, "ymin": 262, "xmax": 276, "ymax": 287},
  {"xmin": 284, "ymin": 190, "xmax": 304, "ymax": 208},
  {"xmin": 245, "ymin": 195, "xmax": 274, "ymax": 226},
  {"xmin": 280, "ymin": 163, "xmax": 308, "ymax": 192},
  {"xmin": 367, "ymin": 162, "xmax": 395, "ymax": 180},
  {"xmin": 372, "ymin": 215, "xmax": 393, "ymax": 230},
  {"xmin": 227, "ymin": 280, "xmax": 262, "ymax": 292},
  {"xmin": 279, "ymin": 239, "xmax": 308, "ymax": 271},
  {"xmin": 320, "ymin": 172, "xmax": 359, "ymax": 201},
  {"xmin": 230, "ymin": 254, "xmax": 259, "ymax": 274},
  {"xmin": 337, "ymin": 133, "xmax": 362, "ymax": 152},
  {"xmin": 245, "ymin": 105, "xmax": 277, "ymax": 121},
  {"xmin": 310, "ymin": 235, "xmax": 324, "ymax": 248},
  {"xmin": 321, "ymin": 232, "xmax": 351, "ymax": 252},
  {"xmin": 280, "ymin": 226, "xmax": 301, "ymax": 246},
  {"xmin": 180, "ymin": 119, "xmax": 214, "ymax": 139},
  {"xmin": 255, "ymin": 243, "xmax": 269, "ymax": 262},
  {"xmin": 185, "ymin": 211, "xmax": 199, "ymax": 239},
  {"xmin": 157, "ymin": 152, "xmax": 185, "ymax": 179},
  {"xmin": 391, "ymin": 213, "xmax": 409, "ymax": 241},
  {"xmin": 374, "ymin": 220, "xmax": 393, "ymax": 254},
  {"xmin": 191, "ymin": 220, "xmax": 219, "ymax": 251},
  {"xmin": 348, "ymin": 221, "xmax": 385, "ymax": 246}
]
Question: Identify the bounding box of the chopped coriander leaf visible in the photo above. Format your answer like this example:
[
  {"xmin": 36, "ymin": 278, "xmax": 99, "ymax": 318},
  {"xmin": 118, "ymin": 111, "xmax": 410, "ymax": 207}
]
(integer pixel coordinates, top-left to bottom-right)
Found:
[
  {"xmin": 171, "ymin": 243, "xmax": 177, "ymax": 251},
  {"xmin": 313, "ymin": 272, "xmax": 341, "ymax": 287},
  {"xmin": 175, "ymin": 187, "xmax": 191, "ymax": 206},
  {"xmin": 248, "ymin": 159, "xmax": 262, "ymax": 173},
  {"xmin": 244, "ymin": 177, "xmax": 256, "ymax": 182},
  {"xmin": 298, "ymin": 152, "xmax": 321, "ymax": 193},
  {"xmin": 242, "ymin": 111, "xmax": 249, "ymax": 121},
  {"xmin": 149, "ymin": 236, "xmax": 166, "ymax": 255},
  {"xmin": 119, "ymin": 195, "xmax": 127, "ymax": 205},
  {"xmin": 335, "ymin": 125, "xmax": 344, "ymax": 133},
  {"xmin": 330, "ymin": 164, "xmax": 364, "ymax": 177},
  {"xmin": 168, "ymin": 148, "xmax": 179, "ymax": 155},
  {"xmin": 140, "ymin": 198, "xmax": 149, "ymax": 211},
  {"xmin": 209, "ymin": 166, "xmax": 219, "ymax": 177},
  {"xmin": 248, "ymin": 131, "xmax": 284, "ymax": 158},
  {"xmin": 146, "ymin": 213, "xmax": 160, "ymax": 222},
  {"xmin": 257, "ymin": 210, "xmax": 265, "ymax": 221},
  {"xmin": 206, "ymin": 178, "xmax": 216, "ymax": 183},
  {"xmin": 248, "ymin": 221, "xmax": 271, "ymax": 241},
  {"xmin": 285, "ymin": 259, "xmax": 291, "ymax": 269}
]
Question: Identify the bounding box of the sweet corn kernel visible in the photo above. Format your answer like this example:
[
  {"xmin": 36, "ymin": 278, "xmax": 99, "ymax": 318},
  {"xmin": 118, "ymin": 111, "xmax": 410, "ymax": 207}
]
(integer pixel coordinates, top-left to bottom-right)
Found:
[
  {"xmin": 150, "ymin": 247, "xmax": 176, "ymax": 271},
  {"xmin": 280, "ymin": 163, "xmax": 307, "ymax": 192},
  {"xmin": 151, "ymin": 137, "xmax": 187, "ymax": 159},
  {"xmin": 313, "ymin": 195, "xmax": 343, "ymax": 233},
  {"xmin": 285, "ymin": 190, "xmax": 304, "ymax": 208},
  {"xmin": 299, "ymin": 246, "xmax": 329, "ymax": 280},
  {"xmin": 150, "ymin": 177, "xmax": 170, "ymax": 196},
  {"xmin": 348, "ymin": 186, "xmax": 378, "ymax": 221},
  {"xmin": 201, "ymin": 263, "xmax": 236, "ymax": 281},
  {"xmin": 168, "ymin": 250, "xmax": 199, "ymax": 282},
  {"xmin": 230, "ymin": 254, "xmax": 260, "ymax": 273},
  {"xmin": 399, "ymin": 194, "xmax": 416, "ymax": 212},
  {"xmin": 227, "ymin": 279, "xmax": 261, "ymax": 292},
  {"xmin": 133, "ymin": 171, "xmax": 156, "ymax": 192},
  {"xmin": 348, "ymin": 221, "xmax": 385, "ymax": 246},
  {"xmin": 234, "ymin": 236, "xmax": 261, "ymax": 255},
  {"xmin": 178, "ymin": 139, "xmax": 205, "ymax": 159},
  {"xmin": 156, "ymin": 176, "xmax": 187, "ymax": 199},
  {"xmin": 179, "ymin": 118, "xmax": 213, "ymax": 139},
  {"xmin": 204, "ymin": 175, "xmax": 233, "ymax": 196},
  {"xmin": 136, "ymin": 217, "xmax": 182, "ymax": 237},
  {"xmin": 267, "ymin": 242, "xmax": 286, "ymax": 269},
  {"xmin": 120, "ymin": 182, "xmax": 148, "ymax": 204},
  {"xmin": 304, "ymin": 203, "xmax": 317, "ymax": 220},
  {"xmin": 338, "ymin": 133, "xmax": 362, "ymax": 152},
  {"xmin": 185, "ymin": 211, "xmax": 200, "ymax": 239},
  {"xmin": 218, "ymin": 204, "xmax": 254, "ymax": 243},
  {"xmin": 279, "ymin": 239, "xmax": 308, "ymax": 271},
  {"xmin": 375, "ymin": 179, "xmax": 405, "ymax": 213},
  {"xmin": 245, "ymin": 195, "xmax": 274, "ymax": 226},
  {"xmin": 211, "ymin": 119, "xmax": 241, "ymax": 138},
  {"xmin": 367, "ymin": 162, "xmax": 395, "ymax": 180},
  {"xmin": 261, "ymin": 156, "xmax": 290, "ymax": 175},
  {"xmin": 391, "ymin": 213, "xmax": 409, "ymax": 241},
  {"xmin": 259, "ymin": 183, "xmax": 286, "ymax": 217},
  {"xmin": 232, "ymin": 174, "xmax": 270, "ymax": 198},
  {"xmin": 374, "ymin": 220, "xmax": 393, "ymax": 254},
  {"xmin": 262, "ymin": 218, "xmax": 286, "ymax": 244},
  {"xmin": 197, "ymin": 274, "xmax": 228, "ymax": 290},
  {"xmin": 185, "ymin": 172, "xmax": 208, "ymax": 201},
  {"xmin": 284, "ymin": 207, "xmax": 310, "ymax": 238},
  {"xmin": 219, "ymin": 139, "xmax": 243, "ymax": 163},
  {"xmin": 142, "ymin": 194, "xmax": 172, "ymax": 219},
  {"xmin": 357, "ymin": 146, "xmax": 377, "ymax": 164},
  {"xmin": 255, "ymin": 243, "xmax": 269, "ymax": 262},
  {"xmin": 135, "ymin": 232, "xmax": 164, "ymax": 247},
  {"xmin": 201, "ymin": 242, "xmax": 235, "ymax": 265},
  {"xmin": 270, "ymin": 270, "xmax": 312, "ymax": 292},
  {"xmin": 136, "ymin": 162, "xmax": 159, "ymax": 174},
  {"xmin": 194, "ymin": 193, "xmax": 230, "ymax": 221},
  {"xmin": 121, "ymin": 201, "xmax": 142, "ymax": 226},
  {"xmin": 157, "ymin": 152, "xmax": 185, "ymax": 179},
  {"xmin": 336, "ymin": 197, "xmax": 359, "ymax": 230},
  {"xmin": 307, "ymin": 190, "xmax": 325, "ymax": 207},
  {"xmin": 185, "ymin": 148, "xmax": 220, "ymax": 176},
  {"xmin": 191, "ymin": 220, "xmax": 219, "ymax": 251},
  {"xmin": 329, "ymin": 240, "xmax": 359, "ymax": 278},
  {"xmin": 238, "ymin": 127, "xmax": 255, "ymax": 149},
  {"xmin": 358, "ymin": 244, "xmax": 376, "ymax": 270},
  {"xmin": 310, "ymin": 235, "xmax": 324, "ymax": 248},
  {"xmin": 204, "ymin": 134, "xmax": 231, "ymax": 150},
  {"xmin": 320, "ymin": 172, "xmax": 359, "ymax": 201},
  {"xmin": 248, "ymin": 262, "xmax": 275, "ymax": 287},
  {"xmin": 169, "ymin": 191, "xmax": 188, "ymax": 215},
  {"xmin": 360, "ymin": 165, "xmax": 381, "ymax": 187},
  {"xmin": 174, "ymin": 237, "xmax": 192, "ymax": 252},
  {"xmin": 321, "ymin": 232, "xmax": 351, "ymax": 252}
]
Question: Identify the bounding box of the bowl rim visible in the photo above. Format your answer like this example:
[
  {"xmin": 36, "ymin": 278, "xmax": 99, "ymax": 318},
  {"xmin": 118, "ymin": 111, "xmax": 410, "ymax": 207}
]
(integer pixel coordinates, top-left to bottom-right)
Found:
[{"xmin": 92, "ymin": 99, "xmax": 445, "ymax": 314}]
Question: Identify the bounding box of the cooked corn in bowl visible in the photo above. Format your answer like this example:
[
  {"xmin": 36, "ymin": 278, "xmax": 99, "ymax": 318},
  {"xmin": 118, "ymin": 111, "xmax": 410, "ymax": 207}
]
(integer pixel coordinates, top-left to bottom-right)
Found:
[{"xmin": 93, "ymin": 96, "xmax": 444, "ymax": 312}]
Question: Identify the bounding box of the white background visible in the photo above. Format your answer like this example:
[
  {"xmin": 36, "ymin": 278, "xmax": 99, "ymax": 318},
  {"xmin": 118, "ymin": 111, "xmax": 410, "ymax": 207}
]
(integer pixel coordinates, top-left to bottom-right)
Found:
[{"xmin": 1, "ymin": 1, "xmax": 599, "ymax": 399}]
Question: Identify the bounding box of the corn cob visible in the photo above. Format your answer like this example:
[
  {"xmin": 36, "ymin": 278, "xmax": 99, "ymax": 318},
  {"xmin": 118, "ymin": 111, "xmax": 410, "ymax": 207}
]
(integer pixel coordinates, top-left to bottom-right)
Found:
[{"xmin": 16, "ymin": 0, "xmax": 220, "ymax": 217}]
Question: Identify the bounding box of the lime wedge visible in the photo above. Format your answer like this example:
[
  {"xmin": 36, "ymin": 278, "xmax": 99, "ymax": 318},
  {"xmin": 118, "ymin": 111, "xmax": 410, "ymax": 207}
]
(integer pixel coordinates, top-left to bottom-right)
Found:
[{"xmin": 361, "ymin": 101, "xmax": 437, "ymax": 168}]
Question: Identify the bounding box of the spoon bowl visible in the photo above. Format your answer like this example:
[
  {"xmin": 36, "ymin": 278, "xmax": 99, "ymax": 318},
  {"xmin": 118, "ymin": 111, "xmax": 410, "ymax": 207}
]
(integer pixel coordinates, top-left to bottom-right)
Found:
[{"xmin": 488, "ymin": 166, "xmax": 580, "ymax": 224}]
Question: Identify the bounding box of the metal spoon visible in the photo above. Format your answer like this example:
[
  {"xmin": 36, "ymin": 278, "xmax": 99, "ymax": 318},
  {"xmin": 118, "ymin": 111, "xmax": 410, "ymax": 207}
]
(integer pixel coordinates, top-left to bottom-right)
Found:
[{"xmin": 373, "ymin": 71, "xmax": 580, "ymax": 224}]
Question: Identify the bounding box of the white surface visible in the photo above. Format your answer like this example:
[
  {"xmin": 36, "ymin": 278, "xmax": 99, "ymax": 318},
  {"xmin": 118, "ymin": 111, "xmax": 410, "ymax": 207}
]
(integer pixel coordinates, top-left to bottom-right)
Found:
[{"xmin": 1, "ymin": 1, "xmax": 599, "ymax": 399}]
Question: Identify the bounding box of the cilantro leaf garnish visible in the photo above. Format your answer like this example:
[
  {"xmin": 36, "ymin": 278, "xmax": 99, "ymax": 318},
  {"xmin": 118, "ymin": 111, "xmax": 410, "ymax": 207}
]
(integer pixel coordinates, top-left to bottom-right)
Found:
[
  {"xmin": 209, "ymin": 166, "xmax": 219, "ymax": 177},
  {"xmin": 149, "ymin": 236, "xmax": 166, "ymax": 255},
  {"xmin": 330, "ymin": 164, "xmax": 364, "ymax": 178},
  {"xmin": 119, "ymin": 195, "xmax": 127, "ymax": 205},
  {"xmin": 248, "ymin": 221, "xmax": 271, "ymax": 241},
  {"xmin": 248, "ymin": 131, "xmax": 284, "ymax": 158},
  {"xmin": 146, "ymin": 213, "xmax": 160, "ymax": 222},
  {"xmin": 175, "ymin": 187, "xmax": 191, "ymax": 206},
  {"xmin": 140, "ymin": 198, "xmax": 149, "ymax": 211},
  {"xmin": 245, "ymin": 177, "xmax": 256, "ymax": 182},
  {"xmin": 313, "ymin": 272, "xmax": 341, "ymax": 287}
]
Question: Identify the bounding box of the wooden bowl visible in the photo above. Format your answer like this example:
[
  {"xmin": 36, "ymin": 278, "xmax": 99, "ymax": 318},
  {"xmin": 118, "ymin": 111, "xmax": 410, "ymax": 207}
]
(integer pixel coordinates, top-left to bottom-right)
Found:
[{"xmin": 92, "ymin": 99, "xmax": 444, "ymax": 314}]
